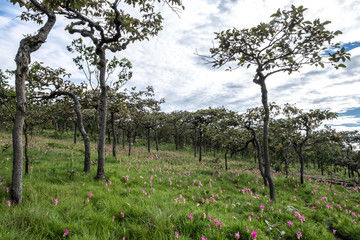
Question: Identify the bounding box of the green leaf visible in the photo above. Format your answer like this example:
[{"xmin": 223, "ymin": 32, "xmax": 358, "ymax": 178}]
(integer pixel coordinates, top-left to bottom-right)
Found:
[{"xmin": 338, "ymin": 64, "xmax": 346, "ymax": 68}]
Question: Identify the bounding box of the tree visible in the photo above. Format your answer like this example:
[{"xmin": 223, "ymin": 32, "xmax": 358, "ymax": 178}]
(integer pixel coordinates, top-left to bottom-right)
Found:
[
  {"xmin": 10, "ymin": 0, "xmax": 57, "ymax": 204},
  {"xmin": 281, "ymin": 104, "xmax": 337, "ymax": 184},
  {"xmin": 206, "ymin": 5, "xmax": 350, "ymax": 203},
  {"xmin": 59, "ymin": 0, "xmax": 184, "ymax": 180}
]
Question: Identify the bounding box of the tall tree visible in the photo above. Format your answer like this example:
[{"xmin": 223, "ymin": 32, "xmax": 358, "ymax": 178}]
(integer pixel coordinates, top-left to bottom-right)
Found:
[
  {"xmin": 60, "ymin": 0, "xmax": 184, "ymax": 180},
  {"xmin": 10, "ymin": 0, "xmax": 56, "ymax": 204},
  {"xmin": 206, "ymin": 5, "xmax": 350, "ymax": 203}
]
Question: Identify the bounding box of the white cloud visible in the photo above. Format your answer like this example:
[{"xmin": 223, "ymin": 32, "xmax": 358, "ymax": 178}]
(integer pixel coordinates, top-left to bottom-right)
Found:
[{"xmin": 0, "ymin": 0, "xmax": 359, "ymax": 131}]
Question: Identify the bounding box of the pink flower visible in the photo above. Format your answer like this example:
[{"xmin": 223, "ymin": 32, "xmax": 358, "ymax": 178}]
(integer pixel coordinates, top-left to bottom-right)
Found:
[
  {"xmin": 175, "ymin": 231, "xmax": 179, "ymax": 239},
  {"xmin": 312, "ymin": 206, "xmax": 316, "ymax": 210},
  {"xmin": 333, "ymin": 230, "xmax": 337, "ymax": 234},
  {"xmin": 248, "ymin": 216, "xmax": 252, "ymax": 221},
  {"xmin": 287, "ymin": 221, "xmax": 293, "ymax": 227},
  {"xmin": 112, "ymin": 216, "xmax": 115, "ymax": 221},
  {"xmin": 121, "ymin": 212, "xmax": 125, "ymax": 218},
  {"xmin": 201, "ymin": 238, "xmax": 207, "ymax": 240},
  {"xmin": 30, "ymin": 166, "xmax": 34, "ymax": 171},
  {"xmin": 189, "ymin": 214, "xmax": 193, "ymax": 220},
  {"xmin": 86, "ymin": 197, "xmax": 90, "ymax": 202},
  {"xmin": 279, "ymin": 209, "xmax": 282, "ymax": 213},
  {"xmin": 235, "ymin": 232, "xmax": 240, "ymax": 239},
  {"xmin": 208, "ymin": 215, "xmax": 212, "ymax": 221},
  {"xmin": 7, "ymin": 200, "xmax": 11, "ymax": 206},
  {"xmin": 6, "ymin": 187, "xmax": 9, "ymax": 192},
  {"xmin": 203, "ymin": 212, "xmax": 206, "ymax": 218},
  {"xmin": 63, "ymin": 229, "xmax": 69, "ymax": 236},
  {"xmin": 297, "ymin": 231, "xmax": 302, "ymax": 239},
  {"xmin": 260, "ymin": 205, "xmax": 264, "ymax": 211},
  {"xmin": 89, "ymin": 191, "xmax": 92, "ymax": 197},
  {"xmin": 54, "ymin": 199, "xmax": 58, "ymax": 205},
  {"xmin": 251, "ymin": 230, "xmax": 257, "ymax": 240}
]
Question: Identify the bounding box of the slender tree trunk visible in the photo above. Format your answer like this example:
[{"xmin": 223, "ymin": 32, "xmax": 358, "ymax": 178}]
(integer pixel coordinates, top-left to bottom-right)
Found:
[
  {"xmin": 154, "ymin": 129, "xmax": 159, "ymax": 152},
  {"xmin": 24, "ymin": 122, "xmax": 29, "ymax": 175},
  {"xmin": 107, "ymin": 128, "xmax": 111, "ymax": 144},
  {"xmin": 175, "ymin": 127, "xmax": 178, "ymax": 150},
  {"xmin": 259, "ymin": 78, "xmax": 276, "ymax": 202},
  {"xmin": 199, "ymin": 130, "xmax": 203, "ymax": 162},
  {"xmin": 111, "ymin": 112, "xmax": 116, "ymax": 157},
  {"xmin": 74, "ymin": 122, "xmax": 77, "ymax": 144},
  {"xmin": 225, "ymin": 150, "xmax": 228, "ymax": 170},
  {"xmin": 147, "ymin": 127, "xmax": 151, "ymax": 153},
  {"xmin": 128, "ymin": 131, "xmax": 132, "ymax": 156},
  {"xmin": 49, "ymin": 91, "xmax": 91, "ymax": 172},
  {"xmin": 122, "ymin": 129, "xmax": 125, "ymax": 150},
  {"xmin": 11, "ymin": 3, "xmax": 55, "ymax": 204},
  {"xmin": 193, "ymin": 128, "xmax": 196, "ymax": 157},
  {"xmin": 96, "ymin": 48, "xmax": 107, "ymax": 180}
]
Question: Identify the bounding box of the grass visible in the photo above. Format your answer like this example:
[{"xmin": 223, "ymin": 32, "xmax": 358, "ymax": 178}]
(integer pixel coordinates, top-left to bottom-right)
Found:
[{"xmin": 0, "ymin": 132, "xmax": 359, "ymax": 239}]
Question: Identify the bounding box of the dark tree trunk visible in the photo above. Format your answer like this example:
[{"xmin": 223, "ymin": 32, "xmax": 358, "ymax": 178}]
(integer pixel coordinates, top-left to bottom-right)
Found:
[
  {"xmin": 259, "ymin": 78, "xmax": 276, "ymax": 202},
  {"xmin": 107, "ymin": 128, "xmax": 111, "ymax": 144},
  {"xmin": 111, "ymin": 112, "xmax": 116, "ymax": 157},
  {"xmin": 193, "ymin": 128, "xmax": 196, "ymax": 157},
  {"xmin": 24, "ymin": 122, "xmax": 29, "ymax": 175},
  {"xmin": 74, "ymin": 122, "xmax": 77, "ymax": 144},
  {"xmin": 225, "ymin": 150, "xmax": 228, "ymax": 170},
  {"xmin": 299, "ymin": 151, "xmax": 305, "ymax": 184},
  {"xmin": 11, "ymin": 2, "xmax": 56, "ymax": 204},
  {"xmin": 128, "ymin": 131, "xmax": 132, "ymax": 156},
  {"xmin": 154, "ymin": 129, "xmax": 159, "ymax": 152},
  {"xmin": 96, "ymin": 48, "xmax": 107, "ymax": 180},
  {"xmin": 147, "ymin": 127, "xmax": 151, "ymax": 153},
  {"xmin": 122, "ymin": 129, "xmax": 125, "ymax": 150},
  {"xmin": 198, "ymin": 130, "xmax": 203, "ymax": 162}
]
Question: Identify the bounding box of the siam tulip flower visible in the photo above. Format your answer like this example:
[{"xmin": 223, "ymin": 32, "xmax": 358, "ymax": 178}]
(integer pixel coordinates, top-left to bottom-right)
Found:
[
  {"xmin": 112, "ymin": 216, "xmax": 115, "ymax": 221},
  {"xmin": 251, "ymin": 230, "xmax": 257, "ymax": 240},
  {"xmin": 235, "ymin": 232, "xmax": 240, "ymax": 239},
  {"xmin": 54, "ymin": 199, "xmax": 58, "ymax": 205},
  {"xmin": 189, "ymin": 214, "xmax": 193, "ymax": 220},
  {"xmin": 89, "ymin": 191, "xmax": 92, "ymax": 197},
  {"xmin": 279, "ymin": 209, "xmax": 282, "ymax": 213},
  {"xmin": 86, "ymin": 198, "xmax": 90, "ymax": 202},
  {"xmin": 248, "ymin": 216, "xmax": 252, "ymax": 221},
  {"xmin": 201, "ymin": 238, "xmax": 207, "ymax": 240},
  {"xmin": 287, "ymin": 221, "xmax": 293, "ymax": 227},
  {"xmin": 203, "ymin": 212, "xmax": 206, "ymax": 218},
  {"xmin": 63, "ymin": 229, "xmax": 69, "ymax": 236},
  {"xmin": 297, "ymin": 231, "xmax": 302, "ymax": 239},
  {"xmin": 260, "ymin": 205, "xmax": 264, "ymax": 211},
  {"xmin": 121, "ymin": 212, "xmax": 125, "ymax": 218},
  {"xmin": 175, "ymin": 231, "xmax": 179, "ymax": 239},
  {"xmin": 30, "ymin": 166, "xmax": 34, "ymax": 171},
  {"xmin": 333, "ymin": 230, "xmax": 337, "ymax": 234},
  {"xmin": 7, "ymin": 200, "xmax": 11, "ymax": 206},
  {"xmin": 6, "ymin": 187, "xmax": 9, "ymax": 192}
]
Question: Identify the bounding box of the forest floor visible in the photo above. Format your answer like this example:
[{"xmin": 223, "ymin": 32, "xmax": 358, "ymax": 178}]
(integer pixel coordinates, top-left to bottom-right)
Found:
[{"xmin": 0, "ymin": 133, "xmax": 359, "ymax": 240}]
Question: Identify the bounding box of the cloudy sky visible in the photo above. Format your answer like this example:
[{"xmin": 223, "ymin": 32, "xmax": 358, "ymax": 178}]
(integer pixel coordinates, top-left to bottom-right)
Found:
[{"xmin": 0, "ymin": 0, "xmax": 359, "ymax": 131}]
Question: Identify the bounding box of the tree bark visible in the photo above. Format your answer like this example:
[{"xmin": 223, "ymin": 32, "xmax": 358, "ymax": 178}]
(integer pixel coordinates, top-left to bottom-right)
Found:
[
  {"xmin": 24, "ymin": 122, "xmax": 29, "ymax": 175},
  {"xmin": 259, "ymin": 78, "xmax": 276, "ymax": 203},
  {"xmin": 193, "ymin": 128, "xmax": 196, "ymax": 157},
  {"xmin": 147, "ymin": 127, "xmax": 151, "ymax": 153},
  {"xmin": 122, "ymin": 129, "xmax": 125, "ymax": 150},
  {"xmin": 155, "ymin": 129, "xmax": 159, "ymax": 152},
  {"xmin": 74, "ymin": 121, "xmax": 77, "ymax": 144},
  {"xmin": 96, "ymin": 48, "xmax": 107, "ymax": 180},
  {"xmin": 128, "ymin": 131, "xmax": 132, "ymax": 156},
  {"xmin": 199, "ymin": 130, "xmax": 203, "ymax": 162},
  {"xmin": 12, "ymin": 1, "xmax": 56, "ymax": 204},
  {"xmin": 111, "ymin": 112, "xmax": 116, "ymax": 157},
  {"xmin": 225, "ymin": 150, "xmax": 228, "ymax": 170}
]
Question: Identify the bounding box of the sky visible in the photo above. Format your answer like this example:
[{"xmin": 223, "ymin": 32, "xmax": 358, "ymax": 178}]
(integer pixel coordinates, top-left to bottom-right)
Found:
[{"xmin": 0, "ymin": 0, "xmax": 360, "ymax": 132}]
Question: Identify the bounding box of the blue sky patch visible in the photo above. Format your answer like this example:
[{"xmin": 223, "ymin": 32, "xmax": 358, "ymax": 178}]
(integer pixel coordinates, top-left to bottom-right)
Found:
[{"xmin": 325, "ymin": 41, "xmax": 360, "ymax": 55}]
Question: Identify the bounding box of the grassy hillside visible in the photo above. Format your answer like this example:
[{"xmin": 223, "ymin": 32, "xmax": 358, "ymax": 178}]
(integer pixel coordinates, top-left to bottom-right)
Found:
[{"xmin": 0, "ymin": 133, "xmax": 359, "ymax": 239}]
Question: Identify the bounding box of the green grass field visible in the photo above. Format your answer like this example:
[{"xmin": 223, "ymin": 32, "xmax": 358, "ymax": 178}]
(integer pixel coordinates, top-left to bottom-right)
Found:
[{"xmin": 1, "ymin": 133, "xmax": 359, "ymax": 239}]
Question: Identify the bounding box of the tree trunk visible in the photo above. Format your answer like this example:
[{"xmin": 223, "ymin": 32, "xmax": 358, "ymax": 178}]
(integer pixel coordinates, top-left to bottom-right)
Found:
[
  {"xmin": 49, "ymin": 91, "xmax": 91, "ymax": 172},
  {"xmin": 122, "ymin": 129, "xmax": 125, "ymax": 150},
  {"xmin": 147, "ymin": 127, "xmax": 151, "ymax": 153},
  {"xmin": 154, "ymin": 129, "xmax": 159, "ymax": 152},
  {"xmin": 128, "ymin": 131, "xmax": 132, "ymax": 156},
  {"xmin": 299, "ymin": 151, "xmax": 305, "ymax": 184},
  {"xmin": 11, "ymin": 2, "xmax": 55, "ymax": 204},
  {"xmin": 193, "ymin": 128, "xmax": 196, "ymax": 157},
  {"xmin": 259, "ymin": 78, "xmax": 276, "ymax": 202},
  {"xmin": 24, "ymin": 122, "xmax": 29, "ymax": 175},
  {"xmin": 199, "ymin": 130, "xmax": 203, "ymax": 162},
  {"xmin": 74, "ymin": 122, "xmax": 77, "ymax": 144},
  {"xmin": 111, "ymin": 112, "xmax": 116, "ymax": 157},
  {"xmin": 107, "ymin": 128, "xmax": 111, "ymax": 144},
  {"xmin": 96, "ymin": 48, "xmax": 107, "ymax": 180},
  {"xmin": 174, "ymin": 127, "xmax": 178, "ymax": 150},
  {"xmin": 225, "ymin": 150, "xmax": 228, "ymax": 170}
]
